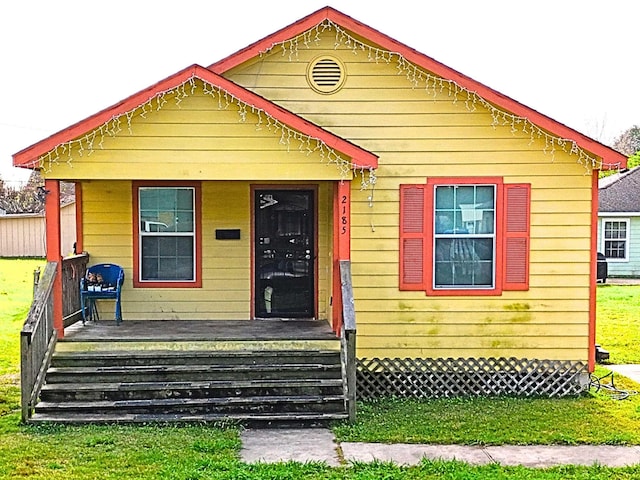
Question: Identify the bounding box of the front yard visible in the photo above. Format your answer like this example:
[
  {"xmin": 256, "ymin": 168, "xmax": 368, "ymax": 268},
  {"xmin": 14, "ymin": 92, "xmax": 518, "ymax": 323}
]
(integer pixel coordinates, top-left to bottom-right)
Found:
[
  {"xmin": 596, "ymin": 284, "xmax": 640, "ymax": 364},
  {"xmin": 1, "ymin": 259, "xmax": 640, "ymax": 479}
]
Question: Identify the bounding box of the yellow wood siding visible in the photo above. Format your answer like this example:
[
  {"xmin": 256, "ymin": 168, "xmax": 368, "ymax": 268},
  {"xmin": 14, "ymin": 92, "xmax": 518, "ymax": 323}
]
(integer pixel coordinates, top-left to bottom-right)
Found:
[
  {"xmin": 225, "ymin": 31, "xmax": 594, "ymax": 362},
  {"xmin": 41, "ymin": 85, "xmax": 352, "ymax": 182}
]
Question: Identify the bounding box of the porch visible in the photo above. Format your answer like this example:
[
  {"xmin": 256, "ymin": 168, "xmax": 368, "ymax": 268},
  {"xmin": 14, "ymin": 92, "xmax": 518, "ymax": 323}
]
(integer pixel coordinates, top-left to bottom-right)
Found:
[
  {"xmin": 20, "ymin": 256, "xmax": 357, "ymax": 425},
  {"xmin": 60, "ymin": 318, "xmax": 339, "ymax": 344}
]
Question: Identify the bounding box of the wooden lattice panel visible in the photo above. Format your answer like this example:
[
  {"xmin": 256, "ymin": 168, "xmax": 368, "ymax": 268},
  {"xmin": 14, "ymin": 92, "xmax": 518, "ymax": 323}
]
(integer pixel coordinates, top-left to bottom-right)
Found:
[{"xmin": 357, "ymin": 357, "xmax": 587, "ymax": 399}]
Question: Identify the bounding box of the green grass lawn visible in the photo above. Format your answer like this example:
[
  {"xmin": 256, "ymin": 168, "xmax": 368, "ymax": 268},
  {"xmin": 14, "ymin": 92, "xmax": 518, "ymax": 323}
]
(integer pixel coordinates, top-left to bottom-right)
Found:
[
  {"xmin": 0, "ymin": 258, "xmax": 44, "ymax": 417},
  {"xmin": 596, "ymin": 284, "xmax": 640, "ymax": 364},
  {"xmin": 335, "ymin": 284, "xmax": 640, "ymax": 447},
  {"xmin": 2, "ymin": 259, "xmax": 640, "ymax": 479}
]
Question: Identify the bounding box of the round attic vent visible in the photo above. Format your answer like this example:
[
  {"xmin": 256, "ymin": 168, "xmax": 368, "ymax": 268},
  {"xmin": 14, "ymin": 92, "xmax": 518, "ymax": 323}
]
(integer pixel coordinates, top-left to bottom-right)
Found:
[{"xmin": 307, "ymin": 56, "xmax": 346, "ymax": 94}]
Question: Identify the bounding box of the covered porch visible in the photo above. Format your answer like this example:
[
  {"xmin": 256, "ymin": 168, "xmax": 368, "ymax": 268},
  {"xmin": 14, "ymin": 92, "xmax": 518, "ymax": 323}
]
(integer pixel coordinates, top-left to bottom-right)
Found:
[
  {"xmin": 13, "ymin": 66, "xmax": 377, "ymax": 337},
  {"xmin": 20, "ymin": 256, "xmax": 357, "ymax": 425},
  {"xmin": 14, "ymin": 66, "xmax": 371, "ymax": 424}
]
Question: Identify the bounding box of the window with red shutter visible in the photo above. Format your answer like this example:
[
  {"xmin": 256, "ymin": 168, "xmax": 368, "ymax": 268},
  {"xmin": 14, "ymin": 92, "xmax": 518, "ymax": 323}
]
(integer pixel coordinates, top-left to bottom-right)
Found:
[
  {"xmin": 432, "ymin": 184, "xmax": 496, "ymax": 290},
  {"xmin": 399, "ymin": 179, "xmax": 530, "ymax": 295}
]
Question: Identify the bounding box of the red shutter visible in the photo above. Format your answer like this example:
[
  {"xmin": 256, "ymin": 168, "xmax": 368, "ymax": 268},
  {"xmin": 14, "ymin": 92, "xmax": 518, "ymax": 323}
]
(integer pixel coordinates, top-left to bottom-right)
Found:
[
  {"xmin": 399, "ymin": 185, "xmax": 426, "ymax": 290},
  {"xmin": 503, "ymin": 184, "xmax": 530, "ymax": 290}
]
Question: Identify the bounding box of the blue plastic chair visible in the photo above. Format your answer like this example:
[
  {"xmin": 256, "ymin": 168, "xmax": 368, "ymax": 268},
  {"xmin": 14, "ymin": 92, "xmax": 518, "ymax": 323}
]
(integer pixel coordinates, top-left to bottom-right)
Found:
[{"xmin": 80, "ymin": 264, "xmax": 125, "ymax": 325}]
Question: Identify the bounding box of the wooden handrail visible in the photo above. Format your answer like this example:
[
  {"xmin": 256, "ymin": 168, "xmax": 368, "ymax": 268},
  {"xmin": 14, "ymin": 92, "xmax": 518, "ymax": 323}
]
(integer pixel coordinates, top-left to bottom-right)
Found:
[
  {"xmin": 340, "ymin": 260, "xmax": 356, "ymax": 333},
  {"xmin": 20, "ymin": 261, "xmax": 58, "ymax": 423},
  {"xmin": 32, "ymin": 267, "xmax": 41, "ymax": 298},
  {"xmin": 339, "ymin": 260, "xmax": 357, "ymax": 421},
  {"xmin": 62, "ymin": 253, "xmax": 89, "ymax": 327}
]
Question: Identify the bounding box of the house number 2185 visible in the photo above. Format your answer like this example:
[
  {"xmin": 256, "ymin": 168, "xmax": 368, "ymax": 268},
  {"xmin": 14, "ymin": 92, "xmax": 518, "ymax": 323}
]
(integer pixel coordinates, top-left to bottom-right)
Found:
[{"xmin": 341, "ymin": 195, "xmax": 348, "ymax": 234}]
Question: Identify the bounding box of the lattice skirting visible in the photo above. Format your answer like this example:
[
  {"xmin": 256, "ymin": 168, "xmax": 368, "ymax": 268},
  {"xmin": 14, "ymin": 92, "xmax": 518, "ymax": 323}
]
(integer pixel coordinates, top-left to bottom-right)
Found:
[{"xmin": 356, "ymin": 357, "xmax": 588, "ymax": 399}]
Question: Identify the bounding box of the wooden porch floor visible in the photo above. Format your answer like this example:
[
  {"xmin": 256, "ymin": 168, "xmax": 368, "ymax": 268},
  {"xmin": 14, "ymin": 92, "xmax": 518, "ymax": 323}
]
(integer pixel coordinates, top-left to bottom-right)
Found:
[{"xmin": 61, "ymin": 319, "xmax": 338, "ymax": 343}]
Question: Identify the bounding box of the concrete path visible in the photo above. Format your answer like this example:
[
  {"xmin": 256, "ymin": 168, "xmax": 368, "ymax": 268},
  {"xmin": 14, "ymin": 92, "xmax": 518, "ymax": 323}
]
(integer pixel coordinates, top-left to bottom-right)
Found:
[
  {"xmin": 341, "ymin": 442, "xmax": 640, "ymax": 468},
  {"xmin": 607, "ymin": 364, "xmax": 640, "ymax": 386},
  {"xmin": 240, "ymin": 428, "xmax": 341, "ymax": 466},
  {"xmin": 240, "ymin": 428, "xmax": 640, "ymax": 468},
  {"xmin": 607, "ymin": 278, "xmax": 640, "ymax": 285}
]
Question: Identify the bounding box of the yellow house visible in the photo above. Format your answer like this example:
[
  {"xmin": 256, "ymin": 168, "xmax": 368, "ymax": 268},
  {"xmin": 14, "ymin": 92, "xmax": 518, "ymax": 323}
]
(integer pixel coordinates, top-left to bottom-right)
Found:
[{"xmin": 15, "ymin": 7, "xmax": 626, "ymax": 414}]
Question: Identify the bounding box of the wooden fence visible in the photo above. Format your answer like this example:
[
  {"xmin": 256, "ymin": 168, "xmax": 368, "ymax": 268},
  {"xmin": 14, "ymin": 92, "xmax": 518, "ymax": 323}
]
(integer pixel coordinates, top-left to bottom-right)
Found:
[{"xmin": 0, "ymin": 202, "xmax": 76, "ymax": 257}]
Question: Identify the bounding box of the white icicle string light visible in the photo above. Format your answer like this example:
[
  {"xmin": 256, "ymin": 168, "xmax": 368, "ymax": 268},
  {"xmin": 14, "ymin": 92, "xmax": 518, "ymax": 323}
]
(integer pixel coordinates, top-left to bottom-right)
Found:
[
  {"xmin": 37, "ymin": 76, "xmax": 376, "ymax": 190},
  {"xmin": 258, "ymin": 19, "xmax": 614, "ymax": 172}
]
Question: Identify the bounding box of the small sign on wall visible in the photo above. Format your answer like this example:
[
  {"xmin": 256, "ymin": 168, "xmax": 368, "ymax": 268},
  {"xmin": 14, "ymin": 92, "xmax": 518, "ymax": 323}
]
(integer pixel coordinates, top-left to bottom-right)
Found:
[{"xmin": 215, "ymin": 229, "xmax": 241, "ymax": 240}]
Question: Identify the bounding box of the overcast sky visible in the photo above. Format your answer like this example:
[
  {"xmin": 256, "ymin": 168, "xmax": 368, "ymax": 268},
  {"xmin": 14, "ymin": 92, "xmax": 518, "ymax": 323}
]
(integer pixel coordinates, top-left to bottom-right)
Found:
[{"xmin": 1, "ymin": 0, "xmax": 637, "ymax": 185}]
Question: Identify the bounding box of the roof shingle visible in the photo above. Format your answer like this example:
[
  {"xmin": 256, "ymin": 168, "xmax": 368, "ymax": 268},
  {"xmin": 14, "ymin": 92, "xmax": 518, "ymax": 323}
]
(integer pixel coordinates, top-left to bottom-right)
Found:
[{"xmin": 599, "ymin": 167, "xmax": 640, "ymax": 212}]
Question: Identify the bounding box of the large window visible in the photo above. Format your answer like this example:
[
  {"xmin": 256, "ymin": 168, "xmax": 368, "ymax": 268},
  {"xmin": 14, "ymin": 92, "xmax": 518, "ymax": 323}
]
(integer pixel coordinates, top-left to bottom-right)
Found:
[
  {"xmin": 434, "ymin": 184, "xmax": 496, "ymax": 289},
  {"xmin": 133, "ymin": 183, "xmax": 201, "ymax": 287},
  {"xmin": 400, "ymin": 177, "xmax": 530, "ymax": 295},
  {"xmin": 602, "ymin": 219, "xmax": 629, "ymax": 261}
]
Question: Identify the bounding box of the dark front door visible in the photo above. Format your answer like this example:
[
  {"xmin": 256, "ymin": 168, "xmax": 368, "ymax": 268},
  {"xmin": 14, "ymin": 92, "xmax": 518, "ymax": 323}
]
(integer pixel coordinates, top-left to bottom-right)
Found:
[{"xmin": 255, "ymin": 189, "xmax": 315, "ymax": 318}]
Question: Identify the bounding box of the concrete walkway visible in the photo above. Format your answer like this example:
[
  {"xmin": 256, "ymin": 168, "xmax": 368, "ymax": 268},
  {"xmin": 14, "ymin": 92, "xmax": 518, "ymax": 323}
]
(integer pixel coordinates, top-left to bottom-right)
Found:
[
  {"xmin": 607, "ymin": 364, "xmax": 640, "ymax": 385},
  {"xmin": 240, "ymin": 429, "xmax": 640, "ymax": 468},
  {"xmin": 240, "ymin": 428, "xmax": 341, "ymax": 467},
  {"xmin": 240, "ymin": 367, "xmax": 640, "ymax": 468}
]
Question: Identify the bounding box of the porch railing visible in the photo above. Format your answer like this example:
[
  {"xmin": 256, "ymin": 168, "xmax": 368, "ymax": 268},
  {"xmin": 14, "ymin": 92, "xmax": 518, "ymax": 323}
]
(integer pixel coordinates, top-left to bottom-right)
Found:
[
  {"xmin": 339, "ymin": 260, "xmax": 357, "ymax": 421},
  {"xmin": 62, "ymin": 253, "xmax": 89, "ymax": 327},
  {"xmin": 20, "ymin": 261, "xmax": 58, "ymax": 422},
  {"xmin": 20, "ymin": 254, "xmax": 88, "ymax": 422}
]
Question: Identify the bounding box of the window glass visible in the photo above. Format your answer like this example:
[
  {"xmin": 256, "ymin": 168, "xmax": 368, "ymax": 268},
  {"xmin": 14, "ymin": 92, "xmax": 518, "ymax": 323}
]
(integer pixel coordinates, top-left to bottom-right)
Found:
[
  {"xmin": 603, "ymin": 220, "xmax": 628, "ymax": 260},
  {"xmin": 434, "ymin": 185, "xmax": 496, "ymax": 288},
  {"xmin": 139, "ymin": 187, "xmax": 195, "ymax": 282},
  {"xmin": 141, "ymin": 236, "xmax": 194, "ymax": 281}
]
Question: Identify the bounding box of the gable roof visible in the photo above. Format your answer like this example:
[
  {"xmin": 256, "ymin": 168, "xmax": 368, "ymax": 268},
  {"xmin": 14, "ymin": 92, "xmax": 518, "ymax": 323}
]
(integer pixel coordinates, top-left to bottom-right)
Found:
[
  {"xmin": 210, "ymin": 6, "xmax": 626, "ymax": 171},
  {"xmin": 13, "ymin": 64, "xmax": 378, "ymax": 170},
  {"xmin": 599, "ymin": 166, "xmax": 640, "ymax": 213}
]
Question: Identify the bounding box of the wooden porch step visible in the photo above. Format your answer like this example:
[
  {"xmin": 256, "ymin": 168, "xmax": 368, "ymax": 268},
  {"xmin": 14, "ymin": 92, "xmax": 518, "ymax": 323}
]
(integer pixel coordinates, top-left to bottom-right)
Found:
[
  {"xmin": 35, "ymin": 394, "xmax": 346, "ymax": 415},
  {"xmin": 28, "ymin": 411, "xmax": 349, "ymax": 427},
  {"xmin": 55, "ymin": 340, "xmax": 341, "ymax": 353},
  {"xmin": 40, "ymin": 378, "xmax": 345, "ymax": 402},
  {"xmin": 50, "ymin": 349, "xmax": 341, "ymax": 367},
  {"xmin": 45, "ymin": 363, "xmax": 341, "ymax": 384},
  {"xmin": 35, "ymin": 330, "xmax": 348, "ymax": 426}
]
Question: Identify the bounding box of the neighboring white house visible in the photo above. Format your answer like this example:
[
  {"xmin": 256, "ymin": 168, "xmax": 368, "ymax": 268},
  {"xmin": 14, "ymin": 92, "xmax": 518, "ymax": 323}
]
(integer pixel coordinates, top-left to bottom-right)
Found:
[
  {"xmin": 0, "ymin": 202, "xmax": 76, "ymax": 257},
  {"xmin": 598, "ymin": 167, "xmax": 640, "ymax": 277}
]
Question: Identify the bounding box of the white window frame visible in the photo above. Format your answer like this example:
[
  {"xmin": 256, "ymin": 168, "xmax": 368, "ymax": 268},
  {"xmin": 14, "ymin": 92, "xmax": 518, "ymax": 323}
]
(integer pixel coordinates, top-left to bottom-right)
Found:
[
  {"xmin": 432, "ymin": 184, "xmax": 497, "ymax": 290},
  {"xmin": 601, "ymin": 218, "xmax": 630, "ymax": 262},
  {"xmin": 138, "ymin": 186, "xmax": 197, "ymax": 283}
]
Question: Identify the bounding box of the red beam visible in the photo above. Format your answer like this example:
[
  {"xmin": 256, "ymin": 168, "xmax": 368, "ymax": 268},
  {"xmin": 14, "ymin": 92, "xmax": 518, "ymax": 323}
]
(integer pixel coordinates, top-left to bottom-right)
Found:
[
  {"xmin": 45, "ymin": 179, "xmax": 64, "ymax": 337},
  {"xmin": 332, "ymin": 181, "xmax": 351, "ymax": 333},
  {"xmin": 588, "ymin": 170, "xmax": 598, "ymax": 372}
]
